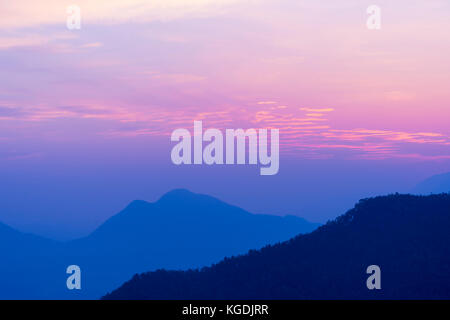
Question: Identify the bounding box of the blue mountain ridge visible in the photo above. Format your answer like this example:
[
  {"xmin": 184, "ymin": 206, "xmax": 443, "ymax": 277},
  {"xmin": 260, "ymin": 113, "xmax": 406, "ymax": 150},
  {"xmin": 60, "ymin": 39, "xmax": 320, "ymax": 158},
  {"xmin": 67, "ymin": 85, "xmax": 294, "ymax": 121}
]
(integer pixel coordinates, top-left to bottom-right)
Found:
[
  {"xmin": 411, "ymin": 172, "xmax": 450, "ymax": 195},
  {"xmin": 0, "ymin": 189, "xmax": 319, "ymax": 299}
]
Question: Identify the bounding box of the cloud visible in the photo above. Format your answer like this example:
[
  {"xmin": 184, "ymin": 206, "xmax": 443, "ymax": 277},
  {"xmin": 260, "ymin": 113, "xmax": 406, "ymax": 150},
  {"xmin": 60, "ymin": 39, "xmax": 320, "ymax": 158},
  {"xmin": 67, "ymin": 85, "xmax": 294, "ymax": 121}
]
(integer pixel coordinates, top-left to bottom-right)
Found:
[
  {"xmin": 80, "ymin": 42, "xmax": 103, "ymax": 48},
  {"xmin": 0, "ymin": 106, "xmax": 24, "ymax": 117},
  {"xmin": 2, "ymin": 98, "xmax": 450, "ymax": 162},
  {"xmin": 385, "ymin": 91, "xmax": 416, "ymax": 101},
  {"xmin": 150, "ymin": 73, "xmax": 206, "ymax": 84},
  {"xmin": 306, "ymin": 113, "xmax": 324, "ymax": 117},
  {"xmin": 257, "ymin": 101, "xmax": 277, "ymax": 105},
  {"xmin": 0, "ymin": 36, "xmax": 49, "ymax": 50},
  {"xmin": 0, "ymin": 32, "xmax": 78, "ymax": 50},
  {"xmin": 300, "ymin": 108, "xmax": 334, "ymax": 113},
  {"xmin": 0, "ymin": 0, "xmax": 246, "ymax": 29}
]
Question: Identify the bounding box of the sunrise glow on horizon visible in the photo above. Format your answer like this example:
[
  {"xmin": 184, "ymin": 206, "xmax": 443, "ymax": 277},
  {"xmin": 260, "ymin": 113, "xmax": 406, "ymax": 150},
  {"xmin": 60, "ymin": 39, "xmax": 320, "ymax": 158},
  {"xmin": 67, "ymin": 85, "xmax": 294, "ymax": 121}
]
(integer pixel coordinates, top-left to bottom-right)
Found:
[{"xmin": 1, "ymin": 0, "xmax": 449, "ymax": 162}]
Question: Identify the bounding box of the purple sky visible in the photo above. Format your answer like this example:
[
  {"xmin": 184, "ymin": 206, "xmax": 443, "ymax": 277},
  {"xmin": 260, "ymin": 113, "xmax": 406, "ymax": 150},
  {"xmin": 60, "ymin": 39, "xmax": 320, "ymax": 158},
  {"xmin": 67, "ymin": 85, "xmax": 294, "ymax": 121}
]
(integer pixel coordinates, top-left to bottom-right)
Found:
[{"xmin": 0, "ymin": 0, "xmax": 449, "ymax": 239}]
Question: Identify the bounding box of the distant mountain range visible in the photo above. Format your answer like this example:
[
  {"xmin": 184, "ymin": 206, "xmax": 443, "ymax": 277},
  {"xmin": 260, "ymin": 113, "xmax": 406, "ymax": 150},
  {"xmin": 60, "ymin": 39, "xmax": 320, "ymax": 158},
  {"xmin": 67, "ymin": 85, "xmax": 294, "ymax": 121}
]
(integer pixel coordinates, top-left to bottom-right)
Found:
[
  {"xmin": 0, "ymin": 222, "xmax": 62, "ymax": 299},
  {"xmin": 412, "ymin": 172, "xmax": 450, "ymax": 195},
  {"xmin": 103, "ymin": 194, "xmax": 450, "ymax": 300},
  {"xmin": 0, "ymin": 189, "xmax": 319, "ymax": 299}
]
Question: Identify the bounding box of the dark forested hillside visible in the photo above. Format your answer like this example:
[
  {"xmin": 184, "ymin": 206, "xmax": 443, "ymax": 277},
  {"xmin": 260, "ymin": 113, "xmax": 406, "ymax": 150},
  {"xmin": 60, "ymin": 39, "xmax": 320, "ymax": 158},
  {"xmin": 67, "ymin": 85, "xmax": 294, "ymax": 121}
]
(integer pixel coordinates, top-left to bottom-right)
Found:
[{"xmin": 103, "ymin": 194, "xmax": 450, "ymax": 300}]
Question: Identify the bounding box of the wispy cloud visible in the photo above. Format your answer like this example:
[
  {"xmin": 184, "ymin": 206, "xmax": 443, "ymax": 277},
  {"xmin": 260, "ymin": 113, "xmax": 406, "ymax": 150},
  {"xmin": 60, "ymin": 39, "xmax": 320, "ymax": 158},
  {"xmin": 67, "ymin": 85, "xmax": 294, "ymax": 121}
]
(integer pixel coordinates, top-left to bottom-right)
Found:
[
  {"xmin": 0, "ymin": 35, "xmax": 50, "ymax": 50},
  {"xmin": 300, "ymin": 108, "xmax": 334, "ymax": 113},
  {"xmin": 80, "ymin": 42, "xmax": 103, "ymax": 49},
  {"xmin": 0, "ymin": 0, "xmax": 247, "ymax": 29},
  {"xmin": 1, "ymin": 0, "xmax": 449, "ymax": 164},
  {"xmin": 257, "ymin": 101, "xmax": 277, "ymax": 105}
]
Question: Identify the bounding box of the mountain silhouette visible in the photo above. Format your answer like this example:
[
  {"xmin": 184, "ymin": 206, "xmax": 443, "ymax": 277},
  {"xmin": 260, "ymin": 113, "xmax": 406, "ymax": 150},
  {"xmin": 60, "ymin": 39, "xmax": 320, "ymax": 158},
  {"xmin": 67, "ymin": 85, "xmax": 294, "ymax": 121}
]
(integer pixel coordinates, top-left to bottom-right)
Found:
[
  {"xmin": 0, "ymin": 189, "xmax": 319, "ymax": 299},
  {"xmin": 412, "ymin": 172, "xmax": 450, "ymax": 195},
  {"xmin": 0, "ymin": 222, "xmax": 62, "ymax": 299},
  {"xmin": 103, "ymin": 193, "xmax": 450, "ymax": 300}
]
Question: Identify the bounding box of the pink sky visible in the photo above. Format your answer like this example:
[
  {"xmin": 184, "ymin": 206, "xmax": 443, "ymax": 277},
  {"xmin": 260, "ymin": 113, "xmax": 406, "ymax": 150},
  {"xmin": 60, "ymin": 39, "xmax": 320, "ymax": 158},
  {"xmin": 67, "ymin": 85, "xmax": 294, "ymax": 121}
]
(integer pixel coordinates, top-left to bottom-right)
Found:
[
  {"xmin": 1, "ymin": 0, "xmax": 450, "ymax": 161},
  {"xmin": 1, "ymin": 0, "xmax": 449, "ymax": 164}
]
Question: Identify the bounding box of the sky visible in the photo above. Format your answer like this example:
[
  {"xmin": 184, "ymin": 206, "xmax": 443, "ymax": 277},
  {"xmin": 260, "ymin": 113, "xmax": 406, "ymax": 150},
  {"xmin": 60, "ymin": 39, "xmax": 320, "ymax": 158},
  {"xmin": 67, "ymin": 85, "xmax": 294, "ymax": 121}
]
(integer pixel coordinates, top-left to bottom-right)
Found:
[{"xmin": 0, "ymin": 0, "xmax": 449, "ymax": 240}]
